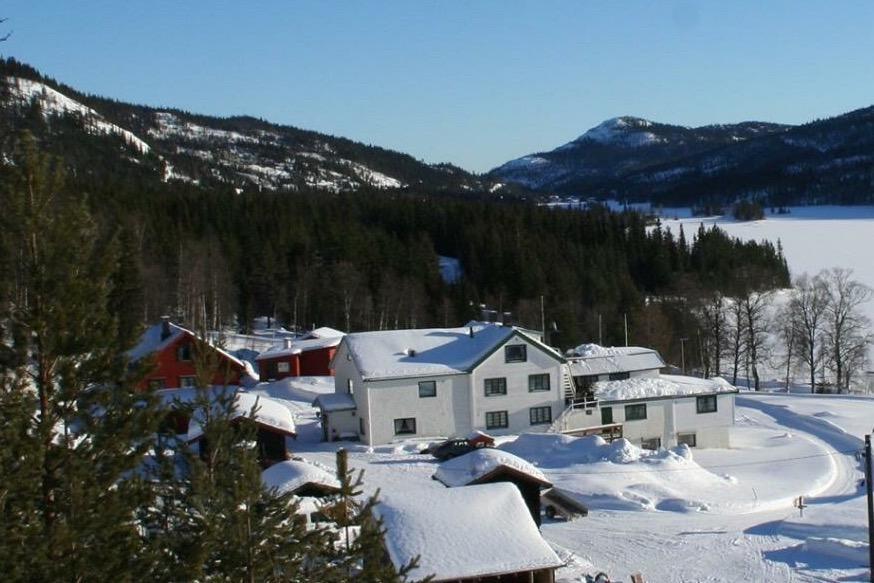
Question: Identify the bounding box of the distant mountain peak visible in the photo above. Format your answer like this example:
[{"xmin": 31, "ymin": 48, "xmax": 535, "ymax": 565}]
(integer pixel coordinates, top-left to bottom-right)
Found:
[{"xmin": 572, "ymin": 116, "xmax": 663, "ymax": 148}]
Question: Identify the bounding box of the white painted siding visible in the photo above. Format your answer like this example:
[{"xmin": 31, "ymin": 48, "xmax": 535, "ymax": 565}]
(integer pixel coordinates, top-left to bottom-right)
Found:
[
  {"xmin": 362, "ymin": 375, "xmax": 471, "ymax": 445},
  {"xmin": 567, "ymin": 392, "xmax": 735, "ymax": 449},
  {"xmin": 470, "ymin": 335, "xmax": 565, "ymax": 437}
]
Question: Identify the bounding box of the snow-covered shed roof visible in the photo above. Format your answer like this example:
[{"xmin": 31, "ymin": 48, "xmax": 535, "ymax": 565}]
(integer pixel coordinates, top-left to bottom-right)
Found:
[
  {"xmin": 179, "ymin": 388, "xmax": 297, "ymax": 440},
  {"xmin": 374, "ymin": 483, "xmax": 562, "ymax": 582},
  {"xmin": 432, "ymin": 448, "xmax": 551, "ymax": 488},
  {"xmin": 594, "ymin": 374, "xmax": 737, "ymax": 403},
  {"xmin": 303, "ymin": 327, "xmax": 345, "ymax": 340},
  {"xmin": 341, "ymin": 323, "xmax": 563, "ymax": 381},
  {"xmin": 262, "ymin": 459, "xmax": 340, "ymax": 495},
  {"xmin": 129, "ymin": 320, "xmax": 255, "ymax": 380},
  {"xmin": 256, "ymin": 334, "xmax": 344, "ymax": 361},
  {"xmin": 312, "ymin": 393, "xmax": 357, "ymax": 412},
  {"xmin": 567, "ymin": 344, "xmax": 665, "ymax": 376}
]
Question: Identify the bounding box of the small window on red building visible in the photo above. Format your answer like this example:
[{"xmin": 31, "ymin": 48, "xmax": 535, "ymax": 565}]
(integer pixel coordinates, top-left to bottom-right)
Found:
[{"xmin": 176, "ymin": 343, "xmax": 192, "ymax": 362}]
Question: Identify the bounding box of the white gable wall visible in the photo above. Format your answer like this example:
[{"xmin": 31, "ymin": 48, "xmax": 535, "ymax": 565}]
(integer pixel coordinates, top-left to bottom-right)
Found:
[
  {"xmin": 470, "ymin": 334, "xmax": 565, "ymax": 437},
  {"xmin": 362, "ymin": 375, "xmax": 472, "ymax": 445}
]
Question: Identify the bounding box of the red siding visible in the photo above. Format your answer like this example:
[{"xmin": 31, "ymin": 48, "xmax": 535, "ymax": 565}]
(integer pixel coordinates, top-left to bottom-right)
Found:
[
  {"xmin": 138, "ymin": 332, "xmax": 245, "ymax": 391},
  {"xmin": 258, "ymin": 346, "xmax": 336, "ymax": 380}
]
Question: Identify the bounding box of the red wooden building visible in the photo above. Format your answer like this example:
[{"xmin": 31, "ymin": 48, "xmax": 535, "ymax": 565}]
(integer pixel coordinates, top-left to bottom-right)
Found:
[
  {"xmin": 130, "ymin": 317, "xmax": 256, "ymax": 391},
  {"xmin": 256, "ymin": 327, "xmax": 344, "ymax": 380}
]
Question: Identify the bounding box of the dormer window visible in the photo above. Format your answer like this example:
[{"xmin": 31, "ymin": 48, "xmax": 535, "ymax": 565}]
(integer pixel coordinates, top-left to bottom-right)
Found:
[
  {"xmin": 176, "ymin": 343, "xmax": 192, "ymax": 362},
  {"xmin": 504, "ymin": 344, "xmax": 527, "ymax": 363}
]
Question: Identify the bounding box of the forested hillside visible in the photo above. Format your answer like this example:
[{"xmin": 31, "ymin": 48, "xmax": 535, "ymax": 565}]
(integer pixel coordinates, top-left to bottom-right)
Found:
[{"xmin": 0, "ymin": 59, "xmax": 791, "ymax": 366}]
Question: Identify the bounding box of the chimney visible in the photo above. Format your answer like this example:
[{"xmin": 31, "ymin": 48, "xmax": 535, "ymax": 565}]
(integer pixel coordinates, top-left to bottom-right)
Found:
[
  {"xmin": 406, "ymin": 348, "xmax": 417, "ymax": 357},
  {"xmin": 502, "ymin": 312, "xmax": 513, "ymax": 326},
  {"xmin": 469, "ymin": 326, "xmax": 475, "ymax": 338},
  {"xmin": 160, "ymin": 316, "xmax": 171, "ymax": 341},
  {"xmin": 480, "ymin": 305, "xmax": 489, "ymax": 322},
  {"xmin": 284, "ymin": 337, "xmax": 293, "ymax": 349}
]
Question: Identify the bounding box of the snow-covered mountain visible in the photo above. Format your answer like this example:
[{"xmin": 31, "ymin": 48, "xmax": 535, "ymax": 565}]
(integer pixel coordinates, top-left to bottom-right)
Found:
[
  {"xmin": 0, "ymin": 60, "xmax": 505, "ymax": 195},
  {"xmin": 492, "ymin": 108, "xmax": 874, "ymax": 205},
  {"xmin": 491, "ymin": 116, "xmax": 790, "ymax": 192}
]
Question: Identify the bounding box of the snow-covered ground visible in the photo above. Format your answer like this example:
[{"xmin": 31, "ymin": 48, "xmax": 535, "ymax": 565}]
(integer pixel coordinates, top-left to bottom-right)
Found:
[
  {"xmin": 264, "ymin": 380, "xmax": 874, "ymax": 582},
  {"xmin": 659, "ymin": 205, "xmax": 874, "ymax": 366}
]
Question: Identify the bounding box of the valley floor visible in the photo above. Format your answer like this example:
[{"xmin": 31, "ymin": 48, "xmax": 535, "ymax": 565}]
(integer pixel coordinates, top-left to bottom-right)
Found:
[{"xmin": 266, "ymin": 378, "xmax": 873, "ymax": 582}]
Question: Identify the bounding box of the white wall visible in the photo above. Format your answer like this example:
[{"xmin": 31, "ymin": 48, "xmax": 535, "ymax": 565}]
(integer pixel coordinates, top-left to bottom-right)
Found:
[
  {"xmin": 361, "ymin": 375, "xmax": 471, "ymax": 445},
  {"xmin": 560, "ymin": 392, "xmax": 735, "ymax": 449},
  {"xmin": 469, "ymin": 334, "xmax": 565, "ymax": 437}
]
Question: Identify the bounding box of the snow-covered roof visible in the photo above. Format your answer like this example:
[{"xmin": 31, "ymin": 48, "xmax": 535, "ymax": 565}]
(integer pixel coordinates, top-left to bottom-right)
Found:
[
  {"xmin": 181, "ymin": 388, "xmax": 297, "ymax": 439},
  {"xmin": 432, "ymin": 448, "xmax": 551, "ymax": 488},
  {"xmin": 256, "ymin": 334, "xmax": 344, "ymax": 361},
  {"xmin": 303, "ymin": 327, "xmax": 345, "ymax": 340},
  {"xmin": 262, "ymin": 459, "xmax": 340, "ymax": 495},
  {"xmin": 341, "ymin": 323, "xmax": 561, "ymax": 381},
  {"xmin": 312, "ymin": 392, "xmax": 357, "ymax": 412},
  {"xmin": 567, "ymin": 344, "xmax": 665, "ymax": 376},
  {"xmin": 374, "ymin": 483, "xmax": 562, "ymax": 582},
  {"xmin": 594, "ymin": 374, "xmax": 737, "ymax": 402},
  {"xmin": 129, "ymin": 321, "xmax": 256, "ymax": 382}
]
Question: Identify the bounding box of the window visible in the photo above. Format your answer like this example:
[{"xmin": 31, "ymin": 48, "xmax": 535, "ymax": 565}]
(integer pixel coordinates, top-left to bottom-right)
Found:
[
  {"xmin": 624, "ymin": 403, "xmax": 647, "ymax": 421},
  {"xmin": 601, "ymin": 406, "xmax": 613, "ymax": 425},
  {"xmin": 504, "ymin": 344, "xmax": 527, "ymax": 363},
  {"xmin": 608, "ymin": 371, "xmax": 630, "ymax": 381},
  {"xmin": 529, "ymin": 406, "xmax": 552, "ymax": 425},
  {"xmin": 484, "ymin": 377, "xmax": 507, "ymax": 396},
  {"xmin": 393, "ymin": 418, "xmax": 416, "ymax": 435},
  {"xmin": 696, "ymin": 395, "xmax": 718, "ymax": 414},
  {"xmin": 640, "ymin": 437, "xmax": 661, "ymax": 451},
  {"xmin": 179, "ymin": 376, "xmax": 197, "ymax": 388},
  {"xmin": 277, "ymin": 361, "xmax": 290, "ymax": 373},
  {"xmin": 528, "ymin": 373, "xmax": 550, "ymax": 392},
  {"xmin": 678, "ymin": 433, "xmax": 697, "ymax": 447},
  {"xmin": 176, "ymin": 343, "xmax": 192, "ymax": 362},
  {"xmin": 347, "ymin": 378, "xmax": 354, "ymax": 395},
  {"xmin": 485, "ymin": 410, "xmax": 509, "ymax": 429},
  {"xmin": 418, "ymin": 380, "xmax": 437, "ymax": 398},
  {"xmin": 359, "ymin": 417, "xmax": 365, "ymax": 436},
  {"xmin": 148, "ymin": 378, "xmax": 166, "ymax": 391}
]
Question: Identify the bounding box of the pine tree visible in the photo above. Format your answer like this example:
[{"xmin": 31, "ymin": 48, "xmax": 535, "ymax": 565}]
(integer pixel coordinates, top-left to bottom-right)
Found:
[{"xmin": 0, "ymin": 132, "xmax": 163, "ymax": 580}]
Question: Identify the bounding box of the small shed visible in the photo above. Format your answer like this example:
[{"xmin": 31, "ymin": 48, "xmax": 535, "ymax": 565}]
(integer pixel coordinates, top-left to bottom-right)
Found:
[
  {"xmin": 262, "ymin": 459, "xmax": 341, "ymax": 498},
  {"xmin": 256, "ymin": 327, "xmax": 345, "ymax": 380},
  {"xmin": 374, "ymin": 483, "xmax": 562, "ymax": 583},
  {"xmin": 184, "ymin": 389, "xmax": 297, "ymax": 466},
  {"xmin": 433, "ymin": 448, "xmax": 552, "ymax": 526}
]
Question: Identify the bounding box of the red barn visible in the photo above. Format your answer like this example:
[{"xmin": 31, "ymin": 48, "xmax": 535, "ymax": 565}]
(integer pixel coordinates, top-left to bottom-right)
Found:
[
  {"xmin": 130, "ymin": 317, "xmax": 257, "ymax": 391},
  {"xmin": 256, "ymin": 327, "xmax": 344, "ymax": 380}
]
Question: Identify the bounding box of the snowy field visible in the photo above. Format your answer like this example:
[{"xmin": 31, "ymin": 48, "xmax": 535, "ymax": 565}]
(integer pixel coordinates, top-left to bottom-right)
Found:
[
  {"xmin": 258, "ymin": 378, "xmax": 874, "ymax": 582},
  {"xmin": 658, "ymin": 205, "xmax": 874, "ymax": 366}
]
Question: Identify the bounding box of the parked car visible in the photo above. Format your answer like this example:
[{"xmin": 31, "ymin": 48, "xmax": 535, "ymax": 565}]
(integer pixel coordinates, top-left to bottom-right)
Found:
[
  {"xmin": 541, "ymin": 487, "xmax": 588, "ymax": 520},
  {"xmin": 423, "ymin": 433, "xmax": 495, "ymax": 461}
]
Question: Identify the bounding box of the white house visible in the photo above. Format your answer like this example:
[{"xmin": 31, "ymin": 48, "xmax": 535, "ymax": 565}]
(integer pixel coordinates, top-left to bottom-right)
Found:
[
  {"xmin": 553, "ymin": 374, "xmax": 737, "ymax": 449},
  {"xmin": 314, "ymin": 322, "xmax": 569, "ymax": 445}
]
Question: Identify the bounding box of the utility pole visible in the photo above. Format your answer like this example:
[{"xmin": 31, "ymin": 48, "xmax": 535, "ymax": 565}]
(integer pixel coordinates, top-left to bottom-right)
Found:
[
  {"xmin": 540, "ymin": 295, "xmax": 546, "ymax": 342},
  {"xmin": 624, "ymin": 313, "xmax": 628, "ymax": 347},
  {"xmin": 598, "ymin": 313, "xmax": 603, "ymax": 345},
  {"xmin": 680, "ymin": 337, "xmax": 689, "ymax": 375},
  {"xmin": 866, "ymin": 434, "xmax": 874, "ymax": 581}
]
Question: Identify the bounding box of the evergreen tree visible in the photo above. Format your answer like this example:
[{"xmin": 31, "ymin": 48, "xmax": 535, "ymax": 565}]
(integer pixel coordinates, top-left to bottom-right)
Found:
[{"xmin": 0, "ymin": 132, "xmax": 162, "ymax": 580}]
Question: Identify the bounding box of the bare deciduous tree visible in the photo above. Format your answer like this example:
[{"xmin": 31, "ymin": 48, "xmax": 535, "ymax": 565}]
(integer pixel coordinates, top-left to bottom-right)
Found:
[
  {"xmin": 786, "ymin": 273, "xmax": 829, "ymax": 392},
  {"xmin": 822, "ymin": 268, "xmax": 872, "ymax": 391}
]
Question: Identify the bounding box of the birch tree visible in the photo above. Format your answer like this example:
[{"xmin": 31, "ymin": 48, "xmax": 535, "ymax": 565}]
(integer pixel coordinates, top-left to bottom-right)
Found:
[
  {"xmin": 822, "ymin": 268, "xmax": 872, "ymax": 391},
  {"xmin": 786, "ymin": 273, "xmax": 829, "ymax": 392}
]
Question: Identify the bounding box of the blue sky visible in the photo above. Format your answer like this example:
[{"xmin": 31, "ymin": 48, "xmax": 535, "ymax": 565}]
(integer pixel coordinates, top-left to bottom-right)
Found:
[{"xmin": 3, "ymin": 1, "xmax": 874, "ymax": 172}]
